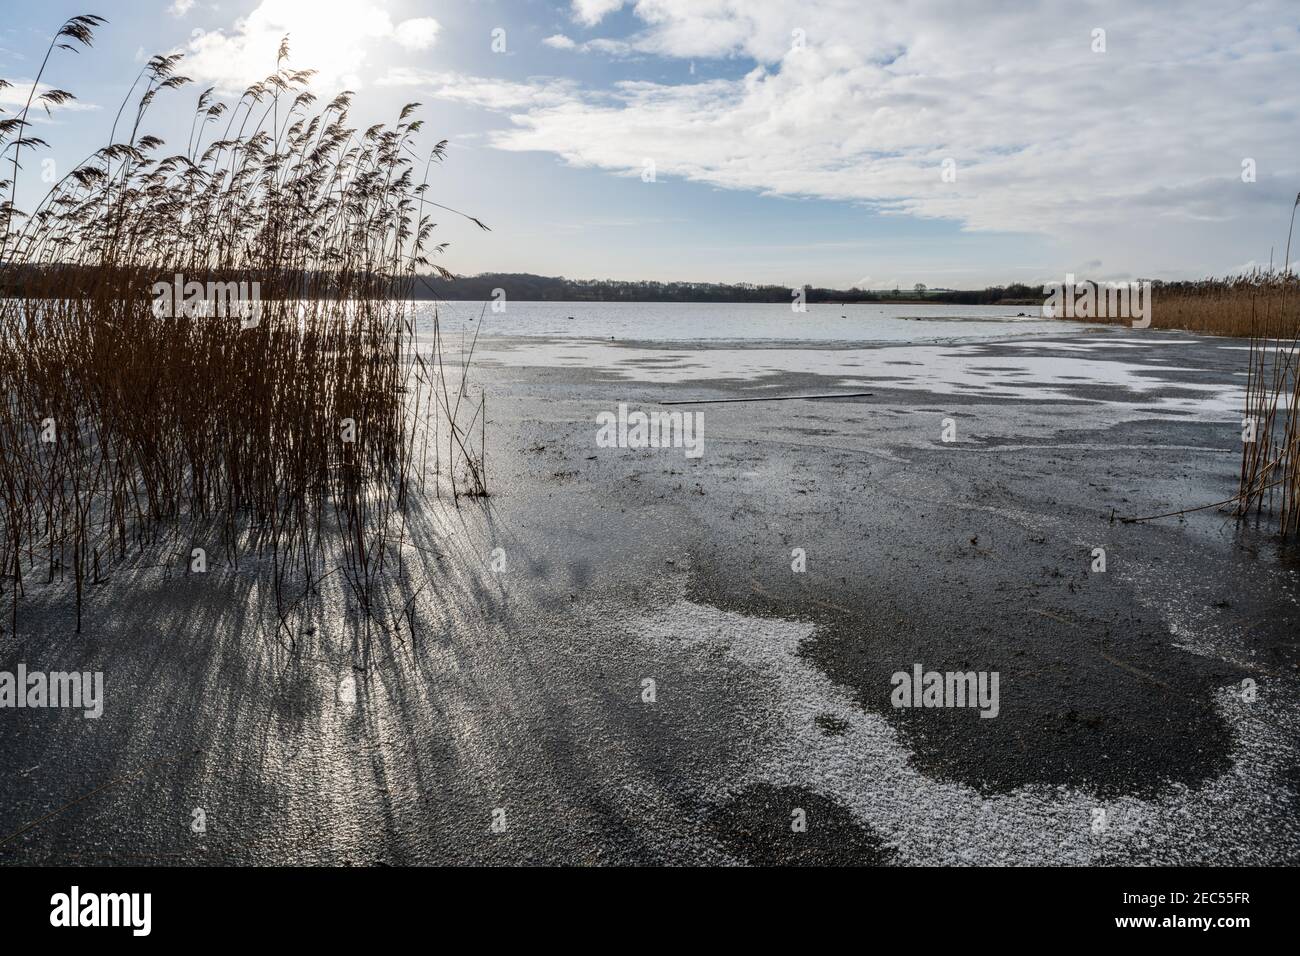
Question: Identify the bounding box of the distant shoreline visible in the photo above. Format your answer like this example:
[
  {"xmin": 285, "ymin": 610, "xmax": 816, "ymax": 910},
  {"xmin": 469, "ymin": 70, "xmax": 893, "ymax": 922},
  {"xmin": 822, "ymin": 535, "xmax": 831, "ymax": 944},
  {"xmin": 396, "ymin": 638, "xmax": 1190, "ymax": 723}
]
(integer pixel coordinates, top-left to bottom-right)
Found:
[{"xmin": 0, "ymin": 265, "xmax": 1046, "ymax": 307}]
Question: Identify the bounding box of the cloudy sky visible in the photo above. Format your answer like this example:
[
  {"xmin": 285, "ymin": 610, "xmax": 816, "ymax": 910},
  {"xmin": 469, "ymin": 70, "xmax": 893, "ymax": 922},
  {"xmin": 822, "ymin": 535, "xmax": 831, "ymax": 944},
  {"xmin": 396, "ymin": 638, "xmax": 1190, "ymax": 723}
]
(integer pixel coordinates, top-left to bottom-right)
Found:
[{"xmin": 3, "ymin": 0, "xmax": 1298, "ymax": 288}]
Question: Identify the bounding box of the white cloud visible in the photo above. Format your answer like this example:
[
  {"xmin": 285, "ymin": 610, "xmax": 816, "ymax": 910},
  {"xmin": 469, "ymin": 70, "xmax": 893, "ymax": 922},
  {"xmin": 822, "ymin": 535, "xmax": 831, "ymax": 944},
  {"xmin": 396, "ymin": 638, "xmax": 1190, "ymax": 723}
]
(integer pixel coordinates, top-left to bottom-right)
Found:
[
  {"xmin": 182, "ymin": 0, "xmax": 430, "ymax": 93},
  {"xmin": 377, "ymin": 69, "xmax": 578, "ymax": 111},
  {"xmin": 571, "ymin": 0, "xmax": 625, "ymax": 27},
  {"xmin": 169, "ymin": 0, "xmax": 196, "ymax": 17},
  {"xmin": 585, "ymin": 38, "xmax": 634, "ymax": 57},
  {"xmin": 0, "ymin": 81, "xmax": 100, "ymax": 115},
  {"xmin": 542, "ymin": 33, "xmax": 633, "ymax": 57},
  {"xmin": 394, "ymin": 17, "xmax": 440, "ymax": 52},
  {"xmin": 440, "ymin": 0, "xmax": 1300, "ymax": 274}
]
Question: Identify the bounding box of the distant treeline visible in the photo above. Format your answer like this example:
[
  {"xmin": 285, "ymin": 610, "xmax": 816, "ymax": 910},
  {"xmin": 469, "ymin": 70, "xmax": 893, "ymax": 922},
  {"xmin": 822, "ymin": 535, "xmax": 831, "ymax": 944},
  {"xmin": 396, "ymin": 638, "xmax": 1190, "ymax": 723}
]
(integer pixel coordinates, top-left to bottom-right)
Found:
[
  {"xmin": 2, "ymin": 264, "xmax": 1053, "ymax": 305},
  {"xmin": 416, "ymin": 273, "xmax": 1049, "ymax": 305}
]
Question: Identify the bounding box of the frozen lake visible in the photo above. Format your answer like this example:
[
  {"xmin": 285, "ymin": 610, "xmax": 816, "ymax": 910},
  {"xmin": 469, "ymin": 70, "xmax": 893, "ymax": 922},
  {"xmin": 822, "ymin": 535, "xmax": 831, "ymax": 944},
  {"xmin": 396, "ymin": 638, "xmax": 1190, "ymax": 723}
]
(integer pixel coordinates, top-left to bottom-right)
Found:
[{"xmin": 425, "ymin": 299, "xmax": 1083, "ymax": 345}]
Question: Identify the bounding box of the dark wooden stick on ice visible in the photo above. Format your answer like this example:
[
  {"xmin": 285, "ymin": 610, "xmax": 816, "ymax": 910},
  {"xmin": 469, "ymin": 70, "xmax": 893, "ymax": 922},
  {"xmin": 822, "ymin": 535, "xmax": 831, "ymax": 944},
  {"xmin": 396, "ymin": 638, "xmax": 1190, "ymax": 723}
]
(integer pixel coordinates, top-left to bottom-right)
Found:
[{"xmin": 660, "ymin": 392, "xmax": 874, "ymax": 406}]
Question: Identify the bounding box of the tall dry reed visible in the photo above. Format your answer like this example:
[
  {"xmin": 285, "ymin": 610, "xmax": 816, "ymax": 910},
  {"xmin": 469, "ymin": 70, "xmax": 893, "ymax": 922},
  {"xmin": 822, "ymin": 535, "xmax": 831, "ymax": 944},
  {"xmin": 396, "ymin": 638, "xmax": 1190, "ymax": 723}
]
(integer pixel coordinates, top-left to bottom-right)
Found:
[
  {"xmin": 1, "ymin": 17, "xmax": 489, "ymax": 636},
  {"xmin": 1237, "ymin": 274, "xmax": 1300, "ymax": 534}
]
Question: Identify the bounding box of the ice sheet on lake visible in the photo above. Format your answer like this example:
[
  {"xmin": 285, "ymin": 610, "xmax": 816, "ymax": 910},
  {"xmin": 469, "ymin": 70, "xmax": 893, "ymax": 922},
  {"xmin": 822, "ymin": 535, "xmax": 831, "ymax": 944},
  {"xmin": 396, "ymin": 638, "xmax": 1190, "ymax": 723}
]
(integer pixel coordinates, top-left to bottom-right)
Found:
[{"xmin": 472, "ymin": 337, "xmax": 1244, "ymax": 419}]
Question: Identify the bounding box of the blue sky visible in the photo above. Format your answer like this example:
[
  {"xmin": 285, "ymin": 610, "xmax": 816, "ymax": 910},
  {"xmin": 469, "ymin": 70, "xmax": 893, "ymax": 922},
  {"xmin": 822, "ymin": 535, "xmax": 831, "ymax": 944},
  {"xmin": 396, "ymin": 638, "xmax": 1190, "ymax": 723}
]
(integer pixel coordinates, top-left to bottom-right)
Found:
[{"xmin": 3, "ymin": 0, "xmax": 1299, "ymax": 288}]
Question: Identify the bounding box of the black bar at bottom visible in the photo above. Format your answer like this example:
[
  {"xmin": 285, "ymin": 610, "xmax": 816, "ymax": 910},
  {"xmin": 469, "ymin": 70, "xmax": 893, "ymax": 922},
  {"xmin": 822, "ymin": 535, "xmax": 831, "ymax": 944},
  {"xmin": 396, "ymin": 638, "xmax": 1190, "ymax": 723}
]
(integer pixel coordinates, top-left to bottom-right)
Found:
[{"xmin": 0, "ymin": 865, "xmax": 1281, "ymax": 942}]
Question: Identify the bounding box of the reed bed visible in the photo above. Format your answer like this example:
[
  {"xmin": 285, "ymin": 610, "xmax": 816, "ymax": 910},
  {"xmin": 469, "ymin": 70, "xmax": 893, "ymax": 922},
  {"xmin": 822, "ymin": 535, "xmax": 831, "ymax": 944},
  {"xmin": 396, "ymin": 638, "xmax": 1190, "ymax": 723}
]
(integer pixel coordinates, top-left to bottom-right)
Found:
[
  {"xmin": 1, "ymin": 17, "xmax": 488, "ymax": 636},
  {"xmin": 1149, "ymin": 274, "xmax": 1300, "ymax": 337},
  {"xmin": 1067, "ymin": 272, "xmax": 1300, "ymax": 337}
]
